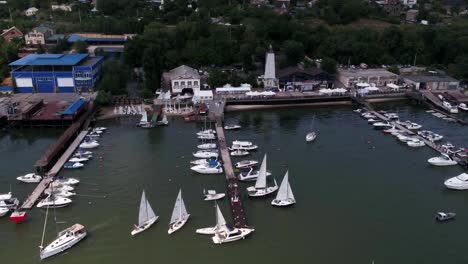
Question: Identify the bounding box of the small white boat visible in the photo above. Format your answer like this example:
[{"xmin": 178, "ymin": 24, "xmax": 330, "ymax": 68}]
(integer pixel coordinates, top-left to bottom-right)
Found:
[
  {"xmin": 0, "ymin": 198, "xmax": 19, "ymax": 209},
  {"xmin": 230, "ymin": 150, "xmax": 249, "ymax": 157},
  {"xmin": 203, "ymin": 190, "xmax": 226, "ymax": 201},
  {"xmin": 190, "ymin": 163, "xmax": 223, "ymax": 174},
  {"xmin": 168, "ymin": 189, "xmax": 190, "ymax": 234},
  {"xmin": 157, "ymin": 114, "xmax": 169, "ymax": 126},
  {"xmin": 407, "ymin": 139, "xmax": 425, "ymax": 147},
  {"xmin": 271, "ymin": 170, "xmax": 296, "ymax": 207},
  {"xmin": 40, "ymin": 224, "xmax": 87, "ymax": 260},
  {"xmin": 193, "ymin": 150, "xmax": 219, "ymax": 159},
  {"xmin": 0, "ymin": 192, "xmax": 12, "ymax": 201},
  {"xmin": 247, "ymin": 154, "xmax": 278, "ymax": 197},
  {"xmin": 0, "ymin": 207, "xmax": 9, "ymax": 217},
  {"xmin": 131, "ymin": 190, "xmax": 159, "ymax": 236},
  {"xmin": 68, "ymin": 157, "xmax": 89, "ymax": 163},
  {"xmin": 428, "ymin": 153, "xmax": 458, "ymax": 166},
  {"xmin": 44, "ymin": 189, "xmax": 76, "ymax": 198},
  {"xmin": 197, "ymin": 143, "xmax": 217, "ymax": 149},
  {"xmin": 54, "ymin": 178, "xmax": 80, "ymax": 185},
  {"xmin": 190, "ymin": 159, "xmax": 210, "ymax": 165},
  {"xmin": 443, "ymin": 101, "xmax": 458, "ymax": 113},
  {"xmin": 367, "ymin": 118, "xmax": 379, "ymax": 124},
  {"xmin": 353, "ymin": 109, "xmax": 363, "ymax": 113},
  {"xmin": 238, "ymin": 167, "xmax": 272, "ymax": 181},
  {"xmin": 64, "ymin": 162, "xmax": 84, "ymax": 169},
  {"xmin": 49, "ymin": 183, "xmax": 74, "ymax": 192},
  {"xmin": 212, "ymin": 224, "xmax": 254, "ymax": 244},
  {"xmin": 74, "ymin": 150, "xmax": 92, "ymax": 156},
  {"xmin": 373, "ymin": 122, "xmax": 393, "ymax": 130},
  {"xmin": 444, "ymin": 173, "xmax": 468, "ymax": 190},
  {"xmin": 37, "ymin": 195, "xmax": 72, "ymax": 208},
  {"xmin": 234, "ymin": 160, "xmax": 259, "ymax": 169},
  {"xmin": 197, "ymin": 134, "xmax": 216, "ymax": 140},
  {"xmin": 458, "ymin": 103, "xmax": 468, "ymax": 111},
  {"xmin": 231, "ymin": 140, "xmax": 253, "ymax": 147},
  {"xmin": 229, "ymin": 144, "xmax": 258, "ymax": 151},
  {"xmin": 93, "ymin": 127, "xmax": 107, "ymax": 132},
  {"xmin": 306, "ymin": 132, "xmax": 316, "ymax": 142},
  {"xmin": 79, "ymin": 141, "xmax": 99, "ymax": 149},
  {"xmin": 197, "ymin": 129, "xmax": 216, "ymax": 136},
  {"xmin": 384, "ymin": 113, "xmax": 399, "ymax": 120},
  {"xmin": 17, "ymin": 173, "xmax": 42, "ymax": 183},
  {"xmin": 362, "ymin": 114, "xmax": 376, "ymax": 119},
  {"xmin": 224, "ymin": 125, "xmax": 241, "ymax": 130}
]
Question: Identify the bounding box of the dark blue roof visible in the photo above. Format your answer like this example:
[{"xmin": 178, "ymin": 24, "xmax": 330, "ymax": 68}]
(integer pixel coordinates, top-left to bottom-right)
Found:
[
  {"xmin": 68, "ymin": 33, "xmax": 126, "ymax": 43},
  {"xmin": 9, "ymin": 54, "xmax": 88, "ymax": 66},
  {"xmin": 63, "ymin": 98, "xmax": 86, "ymax": 115},
  {"xmin": 0, "ymin": 86, "xmax": 13, "ymax": 91}
]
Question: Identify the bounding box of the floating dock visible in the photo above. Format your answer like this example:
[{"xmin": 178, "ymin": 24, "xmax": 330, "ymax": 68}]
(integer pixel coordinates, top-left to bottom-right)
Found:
[{"xmin": 215, "ymin": 121, "xmax": 248, "ymax": 228}]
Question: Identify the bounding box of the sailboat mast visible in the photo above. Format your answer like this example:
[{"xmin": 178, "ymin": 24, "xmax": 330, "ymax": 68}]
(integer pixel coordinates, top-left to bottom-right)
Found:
[{"xmin": 40, "ymin": 205, "xmax": 50, "ymax": 249}]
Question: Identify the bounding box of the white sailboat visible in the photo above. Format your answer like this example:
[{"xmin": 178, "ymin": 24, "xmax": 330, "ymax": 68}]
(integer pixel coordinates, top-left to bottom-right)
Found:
[
  {"xmin": 131, "ymin": 190, "xmax": 159, "ymax": 236},
  {"xmin": 211, "ymin": 205, "xmax": 254, "ymax": 244},
  {"xmin": 168, "ymin": 189, "xmax": 190, "ymax": 234},
  {"xmin": 306, "ymin": 116, "xmax": 317, "ymax": 142},
  {"xmin": 157, "ymin": 114, "xmax": 169, "ymax": 126},
  {"xmin": 196, "ymin": 203, "xmax": 227, "ymax": 235},
  {"xmin": 271, "ymin": 171, "xmax": 296, "ymax": 207},
  {"xmin": 137, "ymin": 111, "xmax": 149, "ymax": 127},
  {"xmin": 247, "ymin": 154, "xmax": 278, "ymax": 197}
]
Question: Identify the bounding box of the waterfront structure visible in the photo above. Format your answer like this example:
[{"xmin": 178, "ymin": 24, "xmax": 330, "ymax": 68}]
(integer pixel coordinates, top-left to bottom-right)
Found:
[
  {"xmin": 277, "ymin": 66, "xmax": 333, "ymax": 91},
  {"xmin": 24, "ymin": 7, "xmax": 39, "ymax": 17},
  {"xmin": 403, "ymin": 74, "xmax": 460, "ymax": 90},
  {"xmin": 162, "ymin": 65, "xmax": 201, "ymax": 95},
  {"xmin": 25, "ymin": 25, "xmax": 55, "ymax": 45},
  {"xmin": 338, "ymin": 68, "xmax": 398, "ymax": 88},
  {"xmin": 1, "ymin": 27, "xmax": 23, "ymax": 43},
  {"xmin": 9, "ymin": 54, "xmax": 103, "ymax": 93},
  {"xmin": 259, "ymin": 46, "xmax": 279, "ymax": 90},
  {"xmin": 193, "ymin": 90, "xmax": 213, "ymax": 103},
  {"xmin": 215, "ymin": 84, "xmax": 252, "ymax": 95}
]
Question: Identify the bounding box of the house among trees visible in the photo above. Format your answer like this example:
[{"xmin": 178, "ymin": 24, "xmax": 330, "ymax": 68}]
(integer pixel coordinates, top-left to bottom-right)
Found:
[
  {"xmin": 24, "ymin": 7, "xmax": 39, "ymax": 17},
  {"xmin": 277, "ymin": 66, "xmax": 334, "ymax": 91},
  {"xmin": 25, "ymin": 24, "xmax": 55, "ymax": 45},
  {"xmin": 51, "ymin": 4, "xmax": 73, "ymax": 12},
  {"xmin": 162, "ymin": 65, "xmax": 201, "ymax": 95},
  {"xmin": 1, "ymin": 27, "xmax": 23, "ymax": 43}
]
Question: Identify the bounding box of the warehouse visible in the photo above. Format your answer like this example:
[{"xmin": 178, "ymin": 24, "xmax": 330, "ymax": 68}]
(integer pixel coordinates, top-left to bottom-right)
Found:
[{"xmin": 9, "ymin": 54, "xmax": 103, "ymax": 93}]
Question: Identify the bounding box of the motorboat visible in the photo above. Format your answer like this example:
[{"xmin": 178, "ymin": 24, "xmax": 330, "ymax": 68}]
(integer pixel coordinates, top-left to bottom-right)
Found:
[
  {"xmin": 384, "ymin": 113, "xmax": 399, "ymax": 120},
  {"xmin": 49, "ymin": 183, "xmax": 74, "ymax": 192},
  {"xmin": 428, "ymin": 153, "xmax": 458, "ymax": 166},
  {"xmin": 238, "ymin": 167, "xmax": 272, "ymax": 181},
  {"xmin": 367, "ymin": 118, "xmax": 379, "ymax": 124},
  {"xmin": 458, "ymin": 103, "xmax": 468, "ymax": 111},
  {"xmin": 231, "ymin": 140, "xmax": 254, "ymax": 147},
  {"xmin": 406, "ymin": 123, "xmax": 422, "ymax": 130},
  {"xmin": 271, "ymin": 170, "xmax": 296, "ymax": 207},
  {"xmin": 39, "ymin": 224, "xmax": 87, "ymax": 260},
  {"xmin": 79, "ymin": 141, "xmax": 99, "ymax": 149},
  {"xmin": 0, "ymin": 207, "xmax": 9, "ymax": 217},
  {"xmin": 74, "ymin": 150, "xmax": 92, "ymax": 156},
  {"xmin": 441, "ymin": 142, "xmax": 455, "ymax": 150},
  {"xmin": 306, "ymin": 132, "xmax": 317, "ymax": 142},
  {"xmin": 68, "ymin": 156, "xmax": 89, "ymax": 163},
  {"xmin": 9, "ymin": 210, "xmax": 27, "ymax": 224},
  {"xmin": 190, "ymin": 158, "xmax": 211, "ymax": 165},
  {"xmin": 190, "ymin": 162, "xmax": 223, "ymax": 174},
  {"xmin": 93, "ymin": 127, "xmax": 107, "ymax": 132},
  {"xmin": 64, "ymin": 162, "xmax": 84, "ymax": 169},
  {"xmin": 193, "ymin": 150, "xmax": 219, "ymax": 159},
  {"xmin": 17, "ymin": 173, "xmax": 42, "ymax": 183},
  {"xmin": 443, "ymin": 101, "xmax": 458, "ymax": 113},
  {"xmin": 203, "ymin": 190, "xmax": 226, "ymax": 201},
  {"xmin": 197, "ymin": 129, "xmax": 216, "ymax": 136},
  {"xmin": 230, "ymin": 150, "xmax": 249, "ymax": 157},
  {"xmin": 407, "ymin": 138, "xmax": 425, "ymax": 147},
  {"xmin": 131, "ymin": 190, "xmax": 159, "ymax": 236},
  {"xmin": 37, "ymin": 195, "xmax": 73, "ymax": 208},
  {"xmin": 444, "ymin": 173, "xmax": 468, "ymax": 190},
  {"xmin": 247, "ymin": 154, "xmax": 278, "ymax": 197},
  {"xmin": 0, "ymin": 198, "xmax": 19, "ymax": 209},
  {"xmin": 197, "ymin": 134, "xmax": 216, "ymax": 140},
  {"xmin": 396, "ymin": 134, "xmax": 415, "ymax": 143},
  {"xmin": 44, "ymin": 189, "xmax": 76, "ymax": 198},
  {"xmin": 383, "ymin": 127, "xmax": 400, "ymax": 134},
  {"xmin": 353, "ymin": 109, "xmax": 363, "ymax": 113},
  {"xmin": 197, "ymin": 143, "xmax": 217, "ymax": 149},
  {"xmin": 373, "ymin": 122, "xmax": 393, "ymax": 130},
  {"xmin": 224, "ymin": 125, "xmax": 241, "ymax": 130},
  {"xmin": 234, "ymin": 160, "xmax": 259, "ymax": 169},
  {"xmin": 362, "ymin": 113, "xmax": 376, "ymax": 119},
  {"xmin": 0, "ymin": 191, "xmax": 12, "ymax": 201},
  {"xmin": 418, "ymin": 130, "xmax": 443, "ymax": 142},
  {"xmin": 435, "ymin": 212, "xmax": 456, "ymax": 222},
  {"xmin": 212, "ymin": 224, "xmax": 254, "ymax": 244},
  {"xmin": 168, "ymin": 189, "xmax": 190, "ymax": 234},
  {"xmin": 54, "ymin": 178, "xmax": 80, "ymax": 185}
]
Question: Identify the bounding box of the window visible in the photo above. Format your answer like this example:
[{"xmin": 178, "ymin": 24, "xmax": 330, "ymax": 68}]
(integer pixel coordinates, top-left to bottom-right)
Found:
[
  {"xmin": 174, "ymin": 81, "xmax": 179, "ymax": 87},
  {"xmin": 188, "ymin": 81, "xmax": 192, "ymax": 86},
  {"xmin": 194, "ymin": 81, "xmax": 199, "ymax": 87},
  {"xmin": 181, "ymin": 81, "xmax": 186, "ymax": 87}
]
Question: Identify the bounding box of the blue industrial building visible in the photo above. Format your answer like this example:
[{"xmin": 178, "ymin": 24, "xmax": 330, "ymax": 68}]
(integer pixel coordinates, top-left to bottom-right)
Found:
[{"xmin": 9, "ymin": 54, "xmax": 103, "ymax": 93}]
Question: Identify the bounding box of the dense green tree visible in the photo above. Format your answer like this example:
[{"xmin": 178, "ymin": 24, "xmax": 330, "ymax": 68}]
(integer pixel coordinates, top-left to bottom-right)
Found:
[
  {"xmin": 321, "ymin": 57, "xmax": 337, "ymax": 74},
  {"xmin": 73, "ymin": 40, "xmax": 89, "ymax": 54},
  {"xmin": 283, "ymin": 40, "xmax": 305, "ymax": 66}
]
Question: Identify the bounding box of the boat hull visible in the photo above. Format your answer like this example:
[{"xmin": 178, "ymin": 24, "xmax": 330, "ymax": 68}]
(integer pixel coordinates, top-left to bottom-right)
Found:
[
  {"xmin": 247, "ymin": 186, "xmax": 279, "ymax": 197},
  {"xmin": 196, "ymin": 226, "xmax": 217, "ymax": 235},
  {"xmin": 271, "ymin": 199, "xmax": 296, "ymax": 207},
  {"xmin": 204, "ymin": 194, "xmax": 226, "ymax": 201},
  {"xmin": 211, "ymin": 228, "xmax": 254, "ymax": 244},
  {"xmin": 131, "ymin": 217, "xmax": 159, "ymax": 236},
  {"xmin": 168, "ymin": 216, "xmax": 190, "ymax": 234},
  {"xmin": 40, "ymin": 232, "xmax": 87, "ymax": 260}
]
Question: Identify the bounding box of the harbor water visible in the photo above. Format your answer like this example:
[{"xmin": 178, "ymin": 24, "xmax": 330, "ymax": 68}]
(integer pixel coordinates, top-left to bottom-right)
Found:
[{"xmin": 1, "ymin": 103, "xmax": 468, "ymax": 264}]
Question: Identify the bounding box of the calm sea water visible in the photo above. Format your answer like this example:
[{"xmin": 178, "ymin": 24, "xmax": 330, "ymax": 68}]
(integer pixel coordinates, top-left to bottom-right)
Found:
[{"xmin": 0, "ymin": 103, "xmax": 468, "ymax": 264}]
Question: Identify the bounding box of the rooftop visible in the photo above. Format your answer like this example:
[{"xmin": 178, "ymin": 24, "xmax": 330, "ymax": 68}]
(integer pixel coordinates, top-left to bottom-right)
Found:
[
  {"xmin": 9, "ymin": 54, "xmax": 89, "ymax": 66},
  {"xmin": 68, "ymin": 33, "xmax": 133, "ymax": 43},
  {"xmin": 403, "ymin": 75, "xmax": 459, "ymax": 83},
  {"xmin": 166, "ymin": 65, "xmax": 200, "ymax": 80},
  {"xmin": 338, "ymin": 68, "xmax": 398, "ymax": 78}
]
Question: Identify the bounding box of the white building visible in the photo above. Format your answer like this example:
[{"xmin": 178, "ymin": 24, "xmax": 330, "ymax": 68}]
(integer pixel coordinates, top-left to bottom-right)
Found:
[
  {"xmin": 24, "ymin": 7, "xmax": 39, "ymax": 17},
  {"xmin": 402, "ymin": 0, "xmax": 417, "ymax": 8},
  {"xmin": 25, "ymin": 25, "xmax": 55, "ymax": 45},
  {"xmin": 215, "ymin": 83, "xmax": 252, "ymax": 94},
  {"xmin": 51, "ymin": 4, "xmax": 73, "ymax": 12},
  {"xmin": 260, "ymin": 45, "xmax": 279, "ymax": 90},
  {"xmin": 162, "ymin": 65, "xmax": 201, "ymax": 94},
  {"xmin": 192, "ymin": 90, "xmax": 213, "ymax": 103}
]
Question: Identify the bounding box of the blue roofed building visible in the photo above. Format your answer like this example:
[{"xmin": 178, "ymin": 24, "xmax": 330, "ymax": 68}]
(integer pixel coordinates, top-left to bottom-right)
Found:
[
  {"xmin": 67, "ymin": 33, "xmax": 135, "ymax": 45},
  {"xmin": 9, "ymin": 54, "xmax": 103, "ymax": 93}
]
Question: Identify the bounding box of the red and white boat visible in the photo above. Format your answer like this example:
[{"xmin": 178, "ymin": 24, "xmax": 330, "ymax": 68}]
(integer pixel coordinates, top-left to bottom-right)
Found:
[{"xmin": 10, "ymin": 211, "xmax": 27, "ymax": 224}]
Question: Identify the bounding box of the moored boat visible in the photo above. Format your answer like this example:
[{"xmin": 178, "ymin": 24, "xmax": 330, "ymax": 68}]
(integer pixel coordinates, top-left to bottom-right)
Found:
[
  {"xmin": 428, "ymin": 153, "xmax": 458, "ymax": 166},
  {"xmin": 203, "ymin": 190, "xmax": 226, "ymax": 201},
  {"xmin": 234, "ymin": 160, "xmax": 259, "ymax": 169},
  {"xmin": 230, "ymin": 150, "xmax": 249, "ymax": 157},
  {"xmin": 444, "ymin": 173, "xmax": 468, "ymax": 190},
  {"xmin": 246, "ymin": 154, "xmax": 278, "ymax": 197},
  {"xmin": 17, "ymin": 173, "xmax": 42, "ymax": 183}
]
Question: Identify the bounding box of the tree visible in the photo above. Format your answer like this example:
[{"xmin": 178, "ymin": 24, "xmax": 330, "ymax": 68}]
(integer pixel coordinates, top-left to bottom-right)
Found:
[
  {"xmin": 321, "ymin": 57, "xmax": 337, "ymax": 74},
  {"xmin": 95, "ymin": 90, "xmax": 112, "ymax": 106},
  {"xmin": 387, "ymin": 65, "xmax": 400, "ymax": 75},
  {"xmin": 207, "ymin": 69, "xmax": 228, "ymax": 88},
  {"xmin": 283, "ymin": 40, "xmax": 305, "ymax": 66},
  {"xmin": 73, "ymin": 40, "xmax": 88, "ymax": 54}
]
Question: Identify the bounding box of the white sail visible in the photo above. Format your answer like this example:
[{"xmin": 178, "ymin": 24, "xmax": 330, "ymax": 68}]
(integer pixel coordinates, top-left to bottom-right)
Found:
[
  {"xmin": 275, "ymin": 171, "xmax": 290, "ymax": 201},
  {"xmin": 170, "ymin": 189, "xmax": 187, "ymax": 224},
  {"xmin": 287, "ymin": 181, "xmax": 295, "ymax": 201},
  {"xmin": 162, "ymin": 114, "xmax": 168, "ymax": 123},
  {"xmin": 138, "ymin": 191, "xmax": 156, "ymax": 226},
  {"xmin": 215, "ymin": 204, "xmax": 226, "ymax": 228},
  {"xmin": 140, "ymin": 111, "xmax": 148, "ymax": 123},
  {"xmin": 254, "ymin": 154, "xmax": 267, "ymax": 189}
]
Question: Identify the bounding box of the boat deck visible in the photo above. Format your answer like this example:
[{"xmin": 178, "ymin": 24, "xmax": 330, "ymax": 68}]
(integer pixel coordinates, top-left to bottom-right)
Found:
[{"xmin": 215, "ymin": 121, "xmax": 249, "ymax": 228}]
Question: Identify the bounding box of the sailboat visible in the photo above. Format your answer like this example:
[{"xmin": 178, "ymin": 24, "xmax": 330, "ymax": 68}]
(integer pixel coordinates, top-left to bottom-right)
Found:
[
  {"xmin": 211, "ymin": 205, "xmax": 254, "ymax": 244},
  {"xmin": 137, "ymin": 111, "xmax": 149, "ymax": 127},
  {"xmin": 306, "ymin": 116, "xmax": 317, "ymax": 142},
  {"xmin": 157, "ymin": 114, "xmax": 169, "ymax": 126},
  {"xmin": 168, "ymin": 189, "xmax": 190, "ymax": 234},
  {"xmin": 246, "ymin": 154, "xmax": 278, "ymax": 197},
  {"xmin": 131, "ymin": 190, "xmax": 159, "ymax": 236},
  {"xmin": 196, "ymin": 203, "xmax": 226, "ymax": 235},
  {"xmin": 271, "ymin": 171, "xmax": 296, "ymax": 207}
]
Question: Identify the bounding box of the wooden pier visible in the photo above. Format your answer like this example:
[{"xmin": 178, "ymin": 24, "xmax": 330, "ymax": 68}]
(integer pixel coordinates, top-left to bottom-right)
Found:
[{"xmin": 215, "ymin": 121, "xmax": 248, "ymax": 228}]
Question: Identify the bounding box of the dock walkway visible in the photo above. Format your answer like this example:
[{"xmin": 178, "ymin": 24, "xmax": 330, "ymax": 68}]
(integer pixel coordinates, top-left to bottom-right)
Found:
[
  {"xmin": 215, "ymin": 121, "xmax": 248, "ymax": 228},
  {"xmin": 21, "ymin": 130, "xmax": 89, "ymax": 209}
]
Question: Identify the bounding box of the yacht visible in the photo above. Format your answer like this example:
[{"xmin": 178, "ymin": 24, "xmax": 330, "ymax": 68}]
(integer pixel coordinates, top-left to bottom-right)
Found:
[
  {"xmin": 39, "ymin": 224, "xmax": 87, "ymax": 260},
  {"xmin": 0, "ymin": 191, "xmax": 12, "ymax": 201},
  {"xmin": 384, "ymin": 113, "xmax": 399, "ymax": 120},
  {"xmin": 231, "ymin": 140, "xmax": 254, "ymax": 147},
  {"xmin": 383, "ymin": 127, "xmax": 400, "ymax": 134},
  {"xmin": 37, "ymin": 195, "xmax": 72, "ymax": 208},
  {"xmin": 444, "ymin": 173, "xmax": 468, "ymax": 190},
  {"xmin": 406, "ymin": 123, "xmax": 422, "ymax": 130},
  {"xmin": 54, "ymin": 178, "xmax": 80, "ymax": 185},
  {"xmin": 435, "ymin": 212, "xmax": 456, "ymax": 221},
  {"xmin": 79, "ymin": 141, "xmax": 99, "ymax": 149},
  {"xmin": 64, "ymin": 162, "xmax": 84, "ymax": 169},
  {"xmin": 224, "ymin": 125, "xmax": 241, "ymax": 130},
  {"xmin": 131, "ymin": 190, "xmax": 158, "ymax": 236},
  {"xmin": 197, "ymin": 143, "xmax": 217, "ymax": 150},
  {"xmin": 234, "ymin": 160, "xmax": 259, "ymax": 169},
  {"xmin": 230, "ymin": 150, "xmax": 249, "ymax": 157},
  {"xmin": 247, "ymin": 154, "xmax": 278, "ymax": 197},
  {"xmin": 68, "ymin": 156, "xmax": 89, "ymax": 163},
  {"xmin": 197, "ymin": 203, "xmax": 227, "ymax": 235},
  {"xmin": 49, "ymin": 183, "xmax": 75, "ymax": 192},
  {"xmin": 238, "ymin": 167, "xmax": 272, "ymax": 181},
  {"xmin": 212, "ymin": 224, "xmax": 254, "ymax": 244},
  {"xmin": 362, "ymin": 113, "xmax": 376, "ymax": 119},
  {"xmin": 373, "ymin": 122, "xmax": 393, "ymax": 130},
  {"xmin": 74, "ymin": 150, "xmax": 92, "ymax": 156},
  {"xmin": 203, "ymin": 190, "xmax": 226, "ymax": 201},
  {"xmin": 197, "ymin": 129, "xmax": 216, "ymax": 136},
  {"xmin": 193, "ymin": 150, "xmax": 219, "ymax": 159},
  {"xmin": 367, "ymin": 118, "xmax": 379, "ymax": 124},
  {"xmin": 428, "ymin": 153, "xmax": 458, "ymax": 166},
  {"xmin": 190, "ymin": 158, "xmax": 211, "ymax": 165},
  {"xmin": 0, "ymin": 207, "xmax": 9, "ymax": 217},
  {"xmin": 17, "ymin": 173, "xmax": 42, "ymax": 183},
  {"xmin": 44, "ymin": 189, "xmax": 76, "ymax": 198},
  {"xmin": 197, "ymin": 134, "xmax": 216, "ymax": 140},
  {"xmin": 0, "ymin": 198, "xmax": 19, "ymax": 209},
  {"xmin": 443, "ymin": 101, "xmax": 458, "ymax": 113},
  {"xmin": 190, "ymin": 162, "xmax": 223, "ymax": 174},
  {"xmin": 407, "ymin": 138, "xmax": 425, "ymax": 147},
  {"xmin": 458, "ymin": 103, "xmax": 468, "ymax": 111}
]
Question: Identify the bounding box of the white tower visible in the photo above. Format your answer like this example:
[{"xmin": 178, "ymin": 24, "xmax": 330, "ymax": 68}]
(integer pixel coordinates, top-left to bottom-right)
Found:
[{"xmin": 263, "ymin": 45, "xmax": 279, "ymax": 90}]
